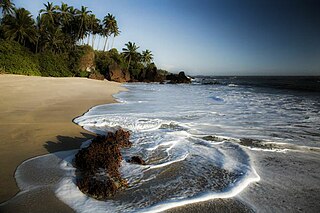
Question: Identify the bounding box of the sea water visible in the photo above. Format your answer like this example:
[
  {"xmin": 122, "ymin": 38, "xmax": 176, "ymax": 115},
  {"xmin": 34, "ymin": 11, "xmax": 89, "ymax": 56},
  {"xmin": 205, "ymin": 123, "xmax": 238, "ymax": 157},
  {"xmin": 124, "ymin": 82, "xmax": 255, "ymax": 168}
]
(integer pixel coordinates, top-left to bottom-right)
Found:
[{"xmin": 11, "ymin": 77, "xmax": 320, "ymax": 212}]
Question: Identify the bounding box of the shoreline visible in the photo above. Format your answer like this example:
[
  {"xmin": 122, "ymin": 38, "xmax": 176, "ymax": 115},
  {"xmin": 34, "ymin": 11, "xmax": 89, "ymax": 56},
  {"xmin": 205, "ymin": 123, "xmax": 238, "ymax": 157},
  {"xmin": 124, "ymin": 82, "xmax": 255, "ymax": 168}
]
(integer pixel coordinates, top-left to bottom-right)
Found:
[
  {"xmin": 1, "ymin": 76, "xmax": 319, "ymax": 212},
  {"xmin": 0, "ymin": 74, "xmax": 125, "ymax": 206}
]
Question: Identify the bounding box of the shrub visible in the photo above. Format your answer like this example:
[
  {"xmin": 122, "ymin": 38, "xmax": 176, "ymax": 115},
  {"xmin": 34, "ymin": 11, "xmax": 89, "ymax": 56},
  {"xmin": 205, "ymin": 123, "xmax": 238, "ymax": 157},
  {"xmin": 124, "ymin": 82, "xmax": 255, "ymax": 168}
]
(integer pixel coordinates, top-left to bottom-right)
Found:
[
  {"xmin": 0, "ymin": 39, "xmax": 41, "ymax": 75},
  {"xmin": 37, "ymin": 51, "xmax": 73, "ymax": 77},
  {"xmin": 77, "ymin": 70, "xmax": 89, "ymax": 78}
]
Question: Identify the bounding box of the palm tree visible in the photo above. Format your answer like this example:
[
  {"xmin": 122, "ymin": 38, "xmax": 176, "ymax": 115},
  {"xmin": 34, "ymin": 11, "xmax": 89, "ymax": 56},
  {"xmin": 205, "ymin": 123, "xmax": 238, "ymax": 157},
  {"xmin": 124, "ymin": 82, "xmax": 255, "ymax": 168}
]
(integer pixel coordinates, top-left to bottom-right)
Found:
[
  {"xmin": 110, "ymin": 25, "xmax": 120, "ymax": 49},
  {"xmin": 86, "ymin": 14, "xmax": 98, "ymax": 45},
  {"xmin": 102, "ymin": 13, "xmax": 116, "ymax": 51},
  {"xmin": 65, "ymin": 6, "xmax": 78, "ymax": 42},
  {"xmin": 58, "ymin": 2, "xmax": 71, "ymax": 27},
  {"xmin": 141, "ymin": 49, "xmax": 153, "ymax": 66},
  {"xmin": 43, "ymin": 27, "xmax": 65, "ymax": 53},
  {"xmin": 2, "ymin": 8, "xmax": 37, "ymax": 46},
  {"xmin": 90, "ymin": 16, "xmax": 101, "ymax": 48},
  {"xmin": 122, "ymin": 41, "xmax": 139, "ymax": 71},
  {"xmin": 0, "ymin": 0, "xmax": 15, "ymax": 16},
  {"xmin": 39, "ymin": 2, "xmax": 58, "ymax": 25},
  {"xmin": 76, "ymin": 6, "xmax": 92, "ymax": 42}
]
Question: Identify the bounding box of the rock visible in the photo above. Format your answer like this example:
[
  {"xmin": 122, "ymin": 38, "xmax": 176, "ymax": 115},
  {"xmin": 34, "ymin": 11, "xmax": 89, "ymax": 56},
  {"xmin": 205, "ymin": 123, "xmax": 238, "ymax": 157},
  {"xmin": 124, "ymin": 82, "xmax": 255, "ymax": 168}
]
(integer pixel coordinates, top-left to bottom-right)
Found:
[
  {"xmin": 78, "ymin": 45, "xmax": 95, "ymax": 72},
  {"xmin": 138, "ymin": 63, "xmax": 166, "ymax": 82},
  {"xmin": 107, "ymin": 63, "xmax": 131, "ymax": 82},
  {"xmin": 74, "ymin": 128, "xmax": 132, "ymax": 199},
  {"xmin": 166, "ymin": 71, "xmax": 191, "ymax": 84},
  {"xmin": 88, "ymin": 71, "xmax": 105, "ymax": 80},
  {"xmin": 127, "ymin": 156, "xmax": 146, "ymax": 165}
]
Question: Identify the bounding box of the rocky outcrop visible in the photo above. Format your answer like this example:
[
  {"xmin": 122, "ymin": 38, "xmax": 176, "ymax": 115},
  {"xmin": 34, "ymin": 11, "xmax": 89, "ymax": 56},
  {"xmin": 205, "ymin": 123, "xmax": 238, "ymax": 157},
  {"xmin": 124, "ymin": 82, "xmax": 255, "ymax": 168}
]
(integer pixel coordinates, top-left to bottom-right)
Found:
[
  {"xmin": 78, "ymin": 45, "xmax": 95, "ymax": 72},
  {"xmin": 107, "ymin": 63, "xmax": 131, "ymax": 82},
  {"xmin": 88, "ymin": 71, "xmax": 105, "ymax": 80},
  {"xmin": 166, "ymin": 71, "xmax": 191, "ymax": 84},
  {"xmin": 127, "ymin": 156, "xmax": 146, "ymax": 165},
  {"xmin": 75, "ymin": 129, "xmax": 132, "ymax": 199},
  {"xmin": 138, "ymin": 63, "xmax": 166, "ymax": 83}
]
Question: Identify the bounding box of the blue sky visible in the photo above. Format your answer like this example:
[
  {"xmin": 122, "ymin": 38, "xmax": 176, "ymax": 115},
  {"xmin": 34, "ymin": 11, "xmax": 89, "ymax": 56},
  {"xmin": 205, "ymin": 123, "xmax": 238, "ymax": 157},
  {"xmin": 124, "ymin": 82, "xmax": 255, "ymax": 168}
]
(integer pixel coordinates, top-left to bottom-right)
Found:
[{"xmin": 14, "ymin": 0, "xmax": 320, "ymax": 75}]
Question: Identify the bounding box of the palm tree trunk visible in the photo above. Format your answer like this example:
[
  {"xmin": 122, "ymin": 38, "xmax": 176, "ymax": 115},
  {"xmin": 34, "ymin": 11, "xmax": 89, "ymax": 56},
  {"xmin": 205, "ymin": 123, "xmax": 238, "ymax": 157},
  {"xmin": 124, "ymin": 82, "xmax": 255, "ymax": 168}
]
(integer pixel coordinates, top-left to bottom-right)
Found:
[
  {"xmin": 92, "ymin": 34, "xmax": 96, "ymax": 48},
  {"xmin": 97, "ymin": 35, "xmax": 101, "ymax": 50},
  {"xmin": 127, "ymin": 56, "xmax": 131, "ymax": 71},
  {"xmin": 87, "ymin": 34, "xmax": 90, "ymax": 45},
  {"xmin": 78, "ymin": 20, "xmax": 83, "ymax": 41},
  {"xmin": 103, "ymin": 36, "xmax": 108, "ymax": 52},
  {"xmin": 35, "ymin": 40, "xmax": 38, "ymax": 53},
  {"xmin": 111, "ymin": 35, "xmax": 115, "ymax": 49}
]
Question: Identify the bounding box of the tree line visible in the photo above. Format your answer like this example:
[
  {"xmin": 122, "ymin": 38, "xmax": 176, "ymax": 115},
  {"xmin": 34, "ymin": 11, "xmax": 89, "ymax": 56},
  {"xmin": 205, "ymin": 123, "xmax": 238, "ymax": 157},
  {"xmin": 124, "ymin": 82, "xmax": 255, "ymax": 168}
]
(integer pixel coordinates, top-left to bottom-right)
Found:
[
  {"xmin": 0, "ymin": 0, "xmax": 120, "ymax": 53},
  {"xmin": 0, "ymin": 0, "xmax": 156, "ymax": 78}
]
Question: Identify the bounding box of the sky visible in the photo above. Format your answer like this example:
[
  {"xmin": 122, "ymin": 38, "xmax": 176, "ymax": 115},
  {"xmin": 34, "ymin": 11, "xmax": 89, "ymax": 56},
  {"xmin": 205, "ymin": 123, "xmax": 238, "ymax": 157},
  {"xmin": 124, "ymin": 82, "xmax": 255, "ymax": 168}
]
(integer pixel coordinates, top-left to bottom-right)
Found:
[{"xmin": 14, "ymin": 0, "xmax": 320, "ymax": 76}]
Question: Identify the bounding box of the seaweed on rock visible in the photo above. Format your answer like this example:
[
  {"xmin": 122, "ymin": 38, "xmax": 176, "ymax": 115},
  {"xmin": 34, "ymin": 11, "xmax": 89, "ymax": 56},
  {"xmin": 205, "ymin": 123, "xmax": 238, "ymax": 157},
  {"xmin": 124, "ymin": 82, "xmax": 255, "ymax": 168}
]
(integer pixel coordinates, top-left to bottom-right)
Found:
[{"xmin": 74, "ymin": 128, "xmax": 132, "ymax": 199}]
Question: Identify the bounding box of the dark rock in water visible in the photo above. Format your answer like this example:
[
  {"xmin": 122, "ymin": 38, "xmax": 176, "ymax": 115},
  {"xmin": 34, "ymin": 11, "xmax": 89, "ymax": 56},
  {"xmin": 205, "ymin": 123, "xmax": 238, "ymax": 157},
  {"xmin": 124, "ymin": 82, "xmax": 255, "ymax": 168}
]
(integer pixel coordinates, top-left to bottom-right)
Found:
[
  {"xmin": 138, "ymin": 63, "xmax": 166, "ymax": 82},
  {"xmin": 107, "ymin": 63, "xmax": 131, "ymax": 82},
  {"xmin": 127, "ymin": 156, "xmax": 146, "ymax": 165},
  {"xmin": 202, "ymin": 135, "xmax": 225, "ymax": 142},
  {"xmin": 77, "ymin": 172, "xmax": 127, "ymax": 199},
  {"xmin": 166, "ymin": 71, "xmax": 191, "ymax": 84},
  {"xmin": 75, "ymin": 128, "xmax": 132, "ymax": 199}
]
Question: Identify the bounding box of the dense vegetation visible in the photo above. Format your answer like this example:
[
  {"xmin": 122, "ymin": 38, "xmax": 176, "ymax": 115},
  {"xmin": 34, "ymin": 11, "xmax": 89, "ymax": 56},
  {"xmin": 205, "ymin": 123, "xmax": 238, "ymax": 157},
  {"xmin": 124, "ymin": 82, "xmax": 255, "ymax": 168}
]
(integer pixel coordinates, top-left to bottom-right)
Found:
[{"xmin": 0, "ymin": 0, "xmax": 166, "ymax": 80}]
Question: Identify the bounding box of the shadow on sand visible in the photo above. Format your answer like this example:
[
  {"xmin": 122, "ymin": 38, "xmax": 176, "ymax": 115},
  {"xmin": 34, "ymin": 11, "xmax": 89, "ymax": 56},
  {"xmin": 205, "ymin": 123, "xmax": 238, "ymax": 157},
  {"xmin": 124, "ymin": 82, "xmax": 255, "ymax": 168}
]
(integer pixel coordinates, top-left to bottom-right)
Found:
[{"xmin": 43, "ymin": 132, "xmax": 94, "ymax": 153}]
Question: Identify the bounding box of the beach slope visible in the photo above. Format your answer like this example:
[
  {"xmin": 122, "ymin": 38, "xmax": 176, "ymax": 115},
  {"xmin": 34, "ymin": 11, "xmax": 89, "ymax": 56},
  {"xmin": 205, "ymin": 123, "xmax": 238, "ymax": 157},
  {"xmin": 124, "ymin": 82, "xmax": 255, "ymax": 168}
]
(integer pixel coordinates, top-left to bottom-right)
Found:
[{"xmin": 0, "ymin": 74, "xmax": 124, "ymax": 203}]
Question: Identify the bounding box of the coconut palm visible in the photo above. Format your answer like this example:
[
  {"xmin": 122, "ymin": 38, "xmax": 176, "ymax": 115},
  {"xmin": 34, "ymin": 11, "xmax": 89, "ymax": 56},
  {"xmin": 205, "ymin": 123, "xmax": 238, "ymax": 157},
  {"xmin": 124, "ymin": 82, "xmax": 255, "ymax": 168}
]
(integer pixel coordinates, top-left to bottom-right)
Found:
[
  {"xmin": 43, "ymin": 27, "xmax": 65, "ymax": 53},
  {"xmin": 141, "ymin": 49, "xmax": 153, "ymax": 66},
  {"xmin": 102, "ymin": 13, "xmax": 116, "ymax": 51},
  {"xmin": 76, "ymin": 6, "xmax": 92, "ymax": 42},
  {"xmin": 90, "ymin": 16, "xmax": 101, "ymax": 48},
  {"xmin": 122, "ymin": 41, "xmax": 139, "ymax": 71},
  {"xmin": 110, "ymin": 24, "xmax": 120, "ymax": 49},
  {"xmin": 0, "ymin": 0, "xmax": 15, "ymax": 16},
  {"xmin": 58, "ymin": 2, "xmax": 71, "ymax": 27},
  {"xmin": 39, "ymin": 2, "xmax": 58, "ymax": 25},
  {"xmin": 2, "ymin": 8, "xmax": 37, "ymax": 46},
  {"xmin": 86, "ymin": 14, "xmax": 98, "ymax": 45}
]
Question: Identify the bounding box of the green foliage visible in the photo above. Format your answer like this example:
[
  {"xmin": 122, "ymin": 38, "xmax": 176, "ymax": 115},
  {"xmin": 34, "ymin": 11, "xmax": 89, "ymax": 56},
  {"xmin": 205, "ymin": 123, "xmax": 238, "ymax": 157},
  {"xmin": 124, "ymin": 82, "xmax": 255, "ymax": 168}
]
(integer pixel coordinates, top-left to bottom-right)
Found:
[
  {"xmin": 130, "ymin": 61, "xmax": 145, "ymax": 79},
  {"xmin": 158, "ymin": 69, "xmax": 170, "ymax": 76},
  {"xmin": 95, "ymin": 48, "xmax": 126, "ymax": 76},
  {"xmin": 1, "ymin": 8, "xmax": 37, "ymax": 47},
  {"xmin": 37, "ymin": 51, "xmax": 73, "ymax": 77},
  {"xmin": 0, "ymin": 39, "xmax": 41, "ymax": 75},
  {"xmin": 0, "ymin": 2, "xmax": 160, "ymax": 81},
  {"xmin": 77, "ymin": 70, "xmax": 89, "ymax": 77}
]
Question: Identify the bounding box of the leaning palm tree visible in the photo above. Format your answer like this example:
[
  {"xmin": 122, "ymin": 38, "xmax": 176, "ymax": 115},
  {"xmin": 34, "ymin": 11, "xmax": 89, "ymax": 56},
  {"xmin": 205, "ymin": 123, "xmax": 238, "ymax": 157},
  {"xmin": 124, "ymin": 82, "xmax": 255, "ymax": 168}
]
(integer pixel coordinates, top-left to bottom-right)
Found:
[
  {"xmin": 102, "ymin": 13, "xmax": 116, "ymax": 51},
  {"xmin": 122, "ymin": 41, "xmax": 139, "ymax": 71},
  {"xmin": 110, "ymin": 24, "xmax": 120, "ymax": 49},
  {"xmin": 0, "ymin": 0, "xmax": 15, "ymax": 16},
  {"xmin": 2, "ymin": 8, "xmax": 37, "ymax": 46},
  {"xmin": 90, "ymin": 17, "xmax": 101, "ymax": 49},
  {"xmin": 141, "ymin": 49, "xmax": 153, "ymax": 66},
  {"xmin": 86, "ymin": 14, "xmax": 98, "ymax": 45}
]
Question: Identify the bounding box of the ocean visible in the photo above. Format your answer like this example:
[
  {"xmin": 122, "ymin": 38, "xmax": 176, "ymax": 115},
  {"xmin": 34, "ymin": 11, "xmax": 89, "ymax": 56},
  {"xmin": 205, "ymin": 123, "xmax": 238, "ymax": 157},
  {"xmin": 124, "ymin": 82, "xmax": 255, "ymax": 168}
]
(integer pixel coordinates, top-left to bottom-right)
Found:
[{"xmin": 12, "ymin": 77, "xmax": 320, "ymax": 212}]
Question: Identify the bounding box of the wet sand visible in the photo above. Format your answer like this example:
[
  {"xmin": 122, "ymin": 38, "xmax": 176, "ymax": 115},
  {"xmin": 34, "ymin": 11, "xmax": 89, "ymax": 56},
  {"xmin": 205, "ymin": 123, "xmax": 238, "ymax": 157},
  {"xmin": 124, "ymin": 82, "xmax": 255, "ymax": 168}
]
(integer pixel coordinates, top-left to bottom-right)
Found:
[{"xmin": 0, "ymin": 74, "xmax": 125, "ymax": 206}]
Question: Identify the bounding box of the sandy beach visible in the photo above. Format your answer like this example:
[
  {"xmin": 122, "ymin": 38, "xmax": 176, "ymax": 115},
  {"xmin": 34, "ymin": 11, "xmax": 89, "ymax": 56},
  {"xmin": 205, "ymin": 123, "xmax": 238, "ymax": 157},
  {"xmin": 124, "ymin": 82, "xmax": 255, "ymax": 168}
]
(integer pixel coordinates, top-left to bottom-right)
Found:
[{"xmin": 0, "ymin": 74, "xmax": 124, "ymax": 206}]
